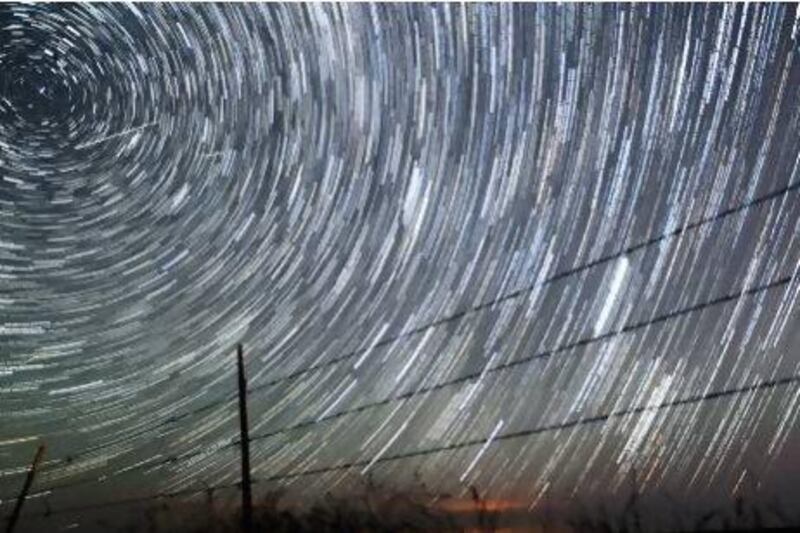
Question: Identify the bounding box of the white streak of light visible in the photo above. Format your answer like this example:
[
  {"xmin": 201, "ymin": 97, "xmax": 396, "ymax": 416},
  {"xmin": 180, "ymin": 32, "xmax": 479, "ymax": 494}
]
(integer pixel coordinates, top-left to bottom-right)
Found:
[
  {"xmin": 594, "ymin": 256, "xmax": 630, "ymax": 335},
  {"xmin": 361, "ymin": 419, "xmax": 410, "ymax": 475},
  {"xmin": 460, "ymin": 419, "xmax": 504, "ymax": 482}
]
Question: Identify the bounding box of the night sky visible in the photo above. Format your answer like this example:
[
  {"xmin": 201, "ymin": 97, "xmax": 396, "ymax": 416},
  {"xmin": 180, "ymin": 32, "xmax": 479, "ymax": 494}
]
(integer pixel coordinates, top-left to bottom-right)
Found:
[{"xmin": 2, "ymin": 3, "xmax": 800, "ymax": 530}]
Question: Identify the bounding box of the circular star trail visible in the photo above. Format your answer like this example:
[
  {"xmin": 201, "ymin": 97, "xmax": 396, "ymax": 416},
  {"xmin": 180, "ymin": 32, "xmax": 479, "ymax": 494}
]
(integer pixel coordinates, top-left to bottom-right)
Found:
[{"xmin": 2, "ymin": 3, "xmax": 800, "ymax": 524}]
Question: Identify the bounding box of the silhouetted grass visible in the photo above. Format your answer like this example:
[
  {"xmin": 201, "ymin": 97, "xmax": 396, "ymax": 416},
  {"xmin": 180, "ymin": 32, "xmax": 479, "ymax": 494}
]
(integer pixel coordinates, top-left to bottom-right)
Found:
[{"xmin": 74, "ymin": 480, "xmax": 800, "ymax": 532}]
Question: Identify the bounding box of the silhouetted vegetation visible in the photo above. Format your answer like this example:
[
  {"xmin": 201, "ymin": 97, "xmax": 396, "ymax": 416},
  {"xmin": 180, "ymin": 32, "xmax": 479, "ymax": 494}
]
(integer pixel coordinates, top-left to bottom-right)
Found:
[{"xmin": 95, "ymin": 484, "xmax": 800, "ymax": 533}]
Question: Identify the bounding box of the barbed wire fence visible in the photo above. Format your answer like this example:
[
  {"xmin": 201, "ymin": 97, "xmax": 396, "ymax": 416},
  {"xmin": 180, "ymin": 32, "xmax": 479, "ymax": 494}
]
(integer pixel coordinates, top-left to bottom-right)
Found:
[{"xmin": 3, "ymin": 178, "xmax": 800, "ymax": 526}]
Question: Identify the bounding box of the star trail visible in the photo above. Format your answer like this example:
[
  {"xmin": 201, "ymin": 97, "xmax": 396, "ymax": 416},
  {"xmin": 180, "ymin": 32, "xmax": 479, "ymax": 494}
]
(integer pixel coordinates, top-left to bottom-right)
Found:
[{"xmin": 2, "ymin": 2, "xmax": 800, "ymax": 529}]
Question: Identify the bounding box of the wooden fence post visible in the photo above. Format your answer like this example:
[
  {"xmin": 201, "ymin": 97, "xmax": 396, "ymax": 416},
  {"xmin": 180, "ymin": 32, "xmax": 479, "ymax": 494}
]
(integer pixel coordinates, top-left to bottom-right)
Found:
[
  {"xmin": 5, "ymin": 444, "xmax": 46, "ymax": 533},
  {"xmin": 236, "ymin": 343, "xmax": 253, "ymax": 532}
]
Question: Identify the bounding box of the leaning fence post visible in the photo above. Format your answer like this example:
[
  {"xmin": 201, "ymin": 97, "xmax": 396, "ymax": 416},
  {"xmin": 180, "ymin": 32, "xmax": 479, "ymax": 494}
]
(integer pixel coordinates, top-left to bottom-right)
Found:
[
  {"xmin": 236, "ymin": 343, "xmax": 253, "ymax": 531},
  {"xmin": 5, "ymin": 443, "xmax": 46, "ymax": 533}
]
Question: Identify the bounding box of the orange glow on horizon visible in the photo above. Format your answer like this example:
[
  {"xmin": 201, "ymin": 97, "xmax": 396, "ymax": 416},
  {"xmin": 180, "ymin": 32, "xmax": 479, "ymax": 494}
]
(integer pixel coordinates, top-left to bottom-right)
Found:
[{"xmin": 432, "ymin": 496, "xmax": 528, "ymax": 514}]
